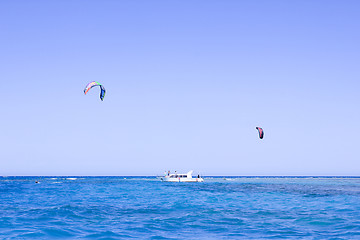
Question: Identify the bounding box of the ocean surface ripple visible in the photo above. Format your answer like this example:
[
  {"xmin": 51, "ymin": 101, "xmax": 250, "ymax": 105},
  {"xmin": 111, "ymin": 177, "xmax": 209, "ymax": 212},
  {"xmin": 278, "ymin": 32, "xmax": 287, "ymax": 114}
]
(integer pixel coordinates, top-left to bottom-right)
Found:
[{"xmin": 1, "ymin": 177, "xmax": 360, "ymax": 239}]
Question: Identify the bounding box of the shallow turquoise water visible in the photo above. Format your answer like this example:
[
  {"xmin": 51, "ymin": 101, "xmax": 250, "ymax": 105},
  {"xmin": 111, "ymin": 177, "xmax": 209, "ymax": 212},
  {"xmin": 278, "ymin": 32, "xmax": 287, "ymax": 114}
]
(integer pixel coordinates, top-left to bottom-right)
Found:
[{"xmin": 1, "ymin": 177, "xmax": 360, "ymax": 239}]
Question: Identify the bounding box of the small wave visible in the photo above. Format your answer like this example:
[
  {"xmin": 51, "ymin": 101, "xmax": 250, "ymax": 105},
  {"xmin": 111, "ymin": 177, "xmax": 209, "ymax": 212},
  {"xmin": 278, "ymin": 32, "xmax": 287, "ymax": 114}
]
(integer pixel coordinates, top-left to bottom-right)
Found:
[
  {"xmin": 224, "ymin": 178, "xmax": 236, "ymax": 181},
  {"xmin": 66, "ymin": 178, "xmax": 77, "ymax": 180}
]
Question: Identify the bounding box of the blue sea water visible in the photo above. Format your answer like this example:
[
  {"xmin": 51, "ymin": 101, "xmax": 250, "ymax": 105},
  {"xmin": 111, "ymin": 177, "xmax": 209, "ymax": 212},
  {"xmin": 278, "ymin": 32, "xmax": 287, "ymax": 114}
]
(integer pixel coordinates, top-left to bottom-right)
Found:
[{"xmin": 1, "ymin": 177, "xmax": 360, "ymax": 239}]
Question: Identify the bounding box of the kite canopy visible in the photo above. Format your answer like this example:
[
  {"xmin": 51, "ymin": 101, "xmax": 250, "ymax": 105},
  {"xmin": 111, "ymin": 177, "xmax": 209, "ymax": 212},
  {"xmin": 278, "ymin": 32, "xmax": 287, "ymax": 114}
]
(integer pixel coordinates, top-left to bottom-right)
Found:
[
  {"xmin": 84, "ymin": 81, "xmax": 106, "ymax": 101},
  {"xmin": 256, "ymin": 127, "xmax": 264, "ymax": 139}
]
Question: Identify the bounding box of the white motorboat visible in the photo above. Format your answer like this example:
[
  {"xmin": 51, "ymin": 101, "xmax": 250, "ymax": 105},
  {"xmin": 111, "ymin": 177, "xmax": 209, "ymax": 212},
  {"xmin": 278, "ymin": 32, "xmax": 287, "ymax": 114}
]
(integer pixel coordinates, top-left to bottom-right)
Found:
[{"xmin": 160, "ymin": 170, "xmax": 204, "ymax": 182}]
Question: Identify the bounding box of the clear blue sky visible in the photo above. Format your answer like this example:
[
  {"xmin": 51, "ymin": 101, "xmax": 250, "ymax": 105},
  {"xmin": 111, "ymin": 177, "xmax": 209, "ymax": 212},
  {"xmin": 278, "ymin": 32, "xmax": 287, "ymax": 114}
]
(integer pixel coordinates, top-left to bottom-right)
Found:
[{"xmin": 1, "ymin": 0, "xmax": 359, "ymax": 176}]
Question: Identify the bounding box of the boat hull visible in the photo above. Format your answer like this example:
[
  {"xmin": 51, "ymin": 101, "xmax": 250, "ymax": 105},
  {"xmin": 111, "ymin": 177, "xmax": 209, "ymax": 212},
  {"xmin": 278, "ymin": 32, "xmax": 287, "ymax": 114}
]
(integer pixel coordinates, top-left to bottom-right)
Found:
[{"xmin": 160, "ymin": 177, "xmax": 204, "ymax": 182}]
